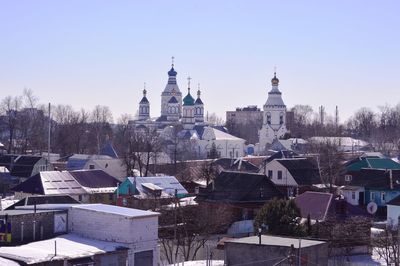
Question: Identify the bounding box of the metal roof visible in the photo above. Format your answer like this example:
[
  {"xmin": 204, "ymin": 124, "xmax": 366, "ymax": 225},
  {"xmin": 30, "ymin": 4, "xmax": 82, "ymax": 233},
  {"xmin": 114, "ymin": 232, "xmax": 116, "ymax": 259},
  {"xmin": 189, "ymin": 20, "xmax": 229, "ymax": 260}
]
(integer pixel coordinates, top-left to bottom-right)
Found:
[
  {"xmin": 71, "ymin": 204, "xmax": 159, "ymax": 218},
  {"xmin": 226, "ymin": 235, "xmax": 326, "ymax": 247}
]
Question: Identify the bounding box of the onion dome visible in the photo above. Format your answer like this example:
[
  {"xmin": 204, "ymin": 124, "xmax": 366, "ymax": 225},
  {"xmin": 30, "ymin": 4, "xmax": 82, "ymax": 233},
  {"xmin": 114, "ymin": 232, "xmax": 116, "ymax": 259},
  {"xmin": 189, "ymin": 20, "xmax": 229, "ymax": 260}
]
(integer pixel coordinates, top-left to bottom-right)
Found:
[
  {"xmin": 183, "ymin": 88, "xmax": 195, "ymax": 106},
  {"xmin": 271, "ymin": 72, "xmax": 279, "ymax": 85},
  {"xmin": 168, "ymin": 67, "xmax": 177, "ymax": 77}
]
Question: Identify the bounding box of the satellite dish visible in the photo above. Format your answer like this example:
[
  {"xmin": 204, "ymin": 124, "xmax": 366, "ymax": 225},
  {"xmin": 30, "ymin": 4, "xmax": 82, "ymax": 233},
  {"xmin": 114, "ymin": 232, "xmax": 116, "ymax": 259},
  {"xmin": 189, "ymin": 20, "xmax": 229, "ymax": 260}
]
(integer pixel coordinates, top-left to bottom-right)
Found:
[{"xmin": 367, "ymin": 202, "xmax": 378, "ymax": 214}]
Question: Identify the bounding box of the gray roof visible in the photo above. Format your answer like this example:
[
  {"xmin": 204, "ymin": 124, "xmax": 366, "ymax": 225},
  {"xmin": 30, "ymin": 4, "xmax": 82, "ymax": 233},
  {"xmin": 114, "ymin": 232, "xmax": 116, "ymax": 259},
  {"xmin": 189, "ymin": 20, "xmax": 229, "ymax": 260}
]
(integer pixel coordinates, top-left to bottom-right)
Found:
[
  {"xmin": 226, "ymin": 235, "xmax": 326, "ymax": 247},
  {"xmin": 265, "ymin": 92, "xmax": 285, "ymax": 107},
  {"xmin": 129, "ymin": 176, "xmax": 188, "ymax": 197}
]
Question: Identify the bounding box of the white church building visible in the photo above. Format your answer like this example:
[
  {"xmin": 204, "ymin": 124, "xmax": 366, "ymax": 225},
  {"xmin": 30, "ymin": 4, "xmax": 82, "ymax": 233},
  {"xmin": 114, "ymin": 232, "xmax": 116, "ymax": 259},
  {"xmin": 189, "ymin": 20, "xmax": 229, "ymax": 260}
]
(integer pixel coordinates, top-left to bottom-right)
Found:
[
  {"xmin": 257, "ymin": 72, "xmax": 288, "ymax": 154},
  {"xmin": 130, "ymin": 60, "xmax": 245, "ymax": 159}
]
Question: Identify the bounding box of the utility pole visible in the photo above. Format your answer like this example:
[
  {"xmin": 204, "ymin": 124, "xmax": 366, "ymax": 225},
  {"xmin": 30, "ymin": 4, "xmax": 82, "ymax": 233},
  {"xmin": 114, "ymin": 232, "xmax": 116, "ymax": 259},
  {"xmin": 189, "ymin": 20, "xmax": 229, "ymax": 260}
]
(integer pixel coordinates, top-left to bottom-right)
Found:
[
  {"xmin": 47, "ymin": 103, "xmax": 51, "ymax": 170},
  {"xmin": 298, "ymin": 238, "xmax": 302, "ymax": 266}
]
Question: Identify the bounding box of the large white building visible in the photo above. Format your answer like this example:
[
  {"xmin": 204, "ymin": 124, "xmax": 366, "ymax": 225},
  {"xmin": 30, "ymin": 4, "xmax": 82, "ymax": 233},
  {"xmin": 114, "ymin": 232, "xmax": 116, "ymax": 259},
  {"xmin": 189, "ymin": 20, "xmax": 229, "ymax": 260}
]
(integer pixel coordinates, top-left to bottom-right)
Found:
[
  {"xmin": 130, "ymin": 60, "xmax": 245, "ymax": 159},
  {"xmin": 257, "ymin": 72, "xmax": 288, "ymax": 153}
]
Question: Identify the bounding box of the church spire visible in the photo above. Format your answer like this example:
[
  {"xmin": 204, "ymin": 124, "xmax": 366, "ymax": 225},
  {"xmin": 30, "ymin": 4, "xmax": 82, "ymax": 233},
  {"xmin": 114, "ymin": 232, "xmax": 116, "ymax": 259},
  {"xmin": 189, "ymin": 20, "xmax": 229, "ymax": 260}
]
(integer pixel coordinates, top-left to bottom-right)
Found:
[
  {"xmin": 138, "ymin": 82, "xmax": 150, "ymax": 120},
  {"xmin": 194, "ymin": 83, "xmax": 204, "ymax": 123}
]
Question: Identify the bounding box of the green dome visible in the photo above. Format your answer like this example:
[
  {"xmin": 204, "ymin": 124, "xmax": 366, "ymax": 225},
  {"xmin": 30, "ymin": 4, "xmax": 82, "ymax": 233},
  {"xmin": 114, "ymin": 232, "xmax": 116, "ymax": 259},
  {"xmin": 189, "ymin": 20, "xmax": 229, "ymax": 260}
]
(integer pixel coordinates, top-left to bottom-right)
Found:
[{"xmin": 183, "ymin": 91, "xmax": 195, "ymax": 106}]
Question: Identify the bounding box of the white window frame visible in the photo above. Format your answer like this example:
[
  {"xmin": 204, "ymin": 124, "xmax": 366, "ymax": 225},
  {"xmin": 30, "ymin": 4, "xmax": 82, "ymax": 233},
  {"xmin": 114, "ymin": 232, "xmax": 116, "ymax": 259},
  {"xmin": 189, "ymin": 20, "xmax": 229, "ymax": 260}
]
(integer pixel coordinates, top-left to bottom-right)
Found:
[
  {"xmin": 345, "ymin": 175, "xmax": 352, "ymax": 182},
  {"xmin": 370, "ymin": 192, "xmax": 375, "ymax": 202}
]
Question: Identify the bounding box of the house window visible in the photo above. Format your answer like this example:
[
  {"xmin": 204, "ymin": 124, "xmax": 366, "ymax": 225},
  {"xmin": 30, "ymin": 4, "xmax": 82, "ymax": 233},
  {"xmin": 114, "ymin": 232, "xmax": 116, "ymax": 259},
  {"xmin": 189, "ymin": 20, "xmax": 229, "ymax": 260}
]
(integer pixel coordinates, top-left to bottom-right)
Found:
[
  {"xmin": 235, "ymin": 151, "xmax": 239, "ymax": 157},
  {"xmin": 267, "ymin": 113, "xmax": 271, "ymax": 124},
  {"xmin": 277, "ymin": 171, "xmax": 282, "ymax": 180},
  {"xmin": 351, "ymin": 192, "xmax": 356, "ymax": 200},
  {"xmin": 370, "ymin": 192, "xmax": 375, "ymax": 202},
  {"xmin": 381, "ymin": 192, "xmax": 386, "ymax": 202},
  {"xmin": 229, "ymin": 151, "xmax": 233, "ymax": 158},
  {"xmin": 268, "ymin": 170, "xmax": 273, "ymax": 179},
  {"xmin": 78, "ymin": 195, "xmax": 83, "ymax": 202},
  {"xmin": 345, "ymin": 175, "xmax": 352, "ymax": 182},
  {"xmin": 280, "ymin": 113, "xmax": 284, "ymax": 124},
  {"xmin": 89, "ymin": 164, "xmax": 95, "ymax": 170},
  {"xmin": 108, "ymin": 194, "xmax": 114, "ymax": 201},
  {"xmin": 122, "ymin": 198, "xmax": 127, "ymax": 206}
]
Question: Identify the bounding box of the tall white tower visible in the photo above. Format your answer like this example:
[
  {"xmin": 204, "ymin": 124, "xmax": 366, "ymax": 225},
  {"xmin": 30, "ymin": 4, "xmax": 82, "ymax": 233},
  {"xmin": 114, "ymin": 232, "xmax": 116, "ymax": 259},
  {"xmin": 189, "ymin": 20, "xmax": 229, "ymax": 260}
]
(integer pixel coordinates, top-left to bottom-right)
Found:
[
  {"xmin": 258, "ymin": 72, "xmax": 287, "ymax": 151},
  {"xmin": 161, "ymin": 57, "xmax": 182, "ymax": 118}
]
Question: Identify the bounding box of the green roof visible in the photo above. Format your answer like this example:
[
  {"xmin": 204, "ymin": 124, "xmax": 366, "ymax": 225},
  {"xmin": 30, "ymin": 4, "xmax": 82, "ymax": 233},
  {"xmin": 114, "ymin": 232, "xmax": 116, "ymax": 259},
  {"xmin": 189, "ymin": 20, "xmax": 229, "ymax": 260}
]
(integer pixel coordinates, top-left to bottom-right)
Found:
[
  {"xmin": 183, "ymin": 92, "xmax": 195, "ymax": 106},
  {"xmin": 346, "ymin": 158, "xmax": 400, "ymax": 172}
]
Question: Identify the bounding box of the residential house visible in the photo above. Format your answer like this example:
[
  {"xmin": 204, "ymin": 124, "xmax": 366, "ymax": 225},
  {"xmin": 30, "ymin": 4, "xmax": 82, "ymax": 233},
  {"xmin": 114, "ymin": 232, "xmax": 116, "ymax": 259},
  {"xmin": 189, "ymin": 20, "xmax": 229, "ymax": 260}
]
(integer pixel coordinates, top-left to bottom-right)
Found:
[
  {"xmin": 262, "ymin": 157, "xmax": 322, "ymax": 197},
  {"xmin": 66, "ymin": 154, "xmax": 127, "ymax": 181},
  {"xmin": 341, "ymin": 169, "xmax": 400, "ymax": 210},
  {"xmin": 11, "ymin": 169, "xmax": 120, "ymax": 204},
  {"xmin": 116, "ymin": 175, "xmax": 188, "ymax": 210},
  {"xmin": 344, "ymin": 156, "xmax": 400, "ymax": 174},
  {"xmin": 0, "ymin": 154, "xmax": 51, "ymax": 181},
  {"xmin": 196, "ymin": 171, "xmax": 283, "ymax": 232}
]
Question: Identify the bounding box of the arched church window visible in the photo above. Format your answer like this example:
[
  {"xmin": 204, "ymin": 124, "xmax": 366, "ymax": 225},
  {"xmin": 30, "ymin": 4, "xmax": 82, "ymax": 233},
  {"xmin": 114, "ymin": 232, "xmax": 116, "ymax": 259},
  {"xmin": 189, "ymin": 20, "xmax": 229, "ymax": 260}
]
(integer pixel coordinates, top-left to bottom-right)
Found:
[
  {"xmin": 267, "ymin": 113, "xmax": 271, "ymax": 125},
  {"xmin": 280, "ymin": 113, "xmax": 284, "ymax": 124}
]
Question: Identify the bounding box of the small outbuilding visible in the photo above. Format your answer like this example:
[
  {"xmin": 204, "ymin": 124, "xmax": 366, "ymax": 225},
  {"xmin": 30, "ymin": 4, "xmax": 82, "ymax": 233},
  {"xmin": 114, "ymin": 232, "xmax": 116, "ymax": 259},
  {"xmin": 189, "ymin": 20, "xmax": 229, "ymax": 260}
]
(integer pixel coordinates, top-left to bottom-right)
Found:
[{"xmin": 224, "ymin": 235, "xmax": 328, "ymax": 266}]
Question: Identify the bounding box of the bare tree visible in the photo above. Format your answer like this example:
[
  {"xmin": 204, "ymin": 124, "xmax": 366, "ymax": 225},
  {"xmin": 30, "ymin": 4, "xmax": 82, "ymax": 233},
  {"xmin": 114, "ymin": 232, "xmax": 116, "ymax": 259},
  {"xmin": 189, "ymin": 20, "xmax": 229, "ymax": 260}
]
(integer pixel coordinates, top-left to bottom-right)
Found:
[
  {"xmin": 309, "ymin": 139, "xmax": 344, "ymax": 193},
  {"xmin": 0, "ymin": 95, "xmax": 22, "ymax": 153},
  {"xmin": 159, "ymin": 203, "xmax": 231, "ymax": 263},
  {"xmin": 373, "ymin": 223, "xmax": 400, "ymax": 266},
  {"xmin": 90, "ymin": 105, "xmax": 113, "ymax": 154}
]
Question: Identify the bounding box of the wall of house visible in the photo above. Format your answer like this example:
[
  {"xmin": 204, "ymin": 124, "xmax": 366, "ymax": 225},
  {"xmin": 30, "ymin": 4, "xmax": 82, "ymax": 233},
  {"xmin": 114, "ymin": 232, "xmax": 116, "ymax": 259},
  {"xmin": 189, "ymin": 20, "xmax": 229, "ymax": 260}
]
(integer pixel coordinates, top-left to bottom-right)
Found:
[
  {"xmin": 342, "ymin": 188, "xmax": 364, "ymax": 206},
  {"xmin": 32, "ymin": 158, "xmax": 52, "ymax": 176},
  {"xmin": 68, "ymin": 207, "xmax": 159, "ymax": 266},
  {"xmin": 366, "ymin": 189, "xmax": 400, "ymax": 207},
  {"xmin": 225, "ymin": 241, "xmax": 328, "ymax": 266},
  {"xmin": 387, "ymin": 205, "xmax": 400, "ymax": 226},
  {"xmin": 263, "ymin": 160, "xmax": 297, "ymax": 187}
]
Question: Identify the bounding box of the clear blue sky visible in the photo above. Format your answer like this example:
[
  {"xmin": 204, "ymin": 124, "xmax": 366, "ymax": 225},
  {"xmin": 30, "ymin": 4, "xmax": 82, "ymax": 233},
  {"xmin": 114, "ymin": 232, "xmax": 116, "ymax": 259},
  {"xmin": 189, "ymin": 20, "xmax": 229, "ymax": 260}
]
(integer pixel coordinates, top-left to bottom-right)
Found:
[{"xmin": 1, "ymin": 0, "xmax": 399, "ymax": 123}]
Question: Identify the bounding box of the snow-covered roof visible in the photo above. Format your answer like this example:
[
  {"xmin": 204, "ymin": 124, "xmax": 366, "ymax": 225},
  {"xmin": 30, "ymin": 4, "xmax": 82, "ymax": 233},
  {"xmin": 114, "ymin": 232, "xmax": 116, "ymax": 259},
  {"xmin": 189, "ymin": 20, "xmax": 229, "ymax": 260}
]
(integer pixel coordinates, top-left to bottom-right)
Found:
[
  {"xmin": 168, "ymin": 260, "xmax": 224, "ymax": 266},
  {"xmin": 0, "ymin": 257, "xmax": 19, "ymax": 266},
  {"xmin": 129, "ymin": 176, "xmax": 188, "ymax": 198},
  {"xmin": 1, "ymin": 196, "xmax": 19, "ymax": 211},
  {"xmin": 0, "ymin": 234, "xmax": 127, "ymax": 264},
  {"xmin": 309, "ymin": 137, "xmax": 369, "ymax": 147},
  {"xmin": 71, "ymin": 203, "xmax": 159, "ymax": 218},
  {"xmin": 212, "ymin": 127, "xmax": 244, "ymax": 141},
  {"xmin": 265, "ymin": 91, "xmax": 285, "ymax": 107}
]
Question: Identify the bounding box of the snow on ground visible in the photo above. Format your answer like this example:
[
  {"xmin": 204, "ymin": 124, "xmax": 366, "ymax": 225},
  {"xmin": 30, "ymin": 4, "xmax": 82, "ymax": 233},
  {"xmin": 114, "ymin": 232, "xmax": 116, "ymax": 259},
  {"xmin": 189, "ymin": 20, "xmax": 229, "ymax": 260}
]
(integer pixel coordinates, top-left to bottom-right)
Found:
[{"xmin": 168, "ymin": 260, "xmax": 224, "ymax": 266}]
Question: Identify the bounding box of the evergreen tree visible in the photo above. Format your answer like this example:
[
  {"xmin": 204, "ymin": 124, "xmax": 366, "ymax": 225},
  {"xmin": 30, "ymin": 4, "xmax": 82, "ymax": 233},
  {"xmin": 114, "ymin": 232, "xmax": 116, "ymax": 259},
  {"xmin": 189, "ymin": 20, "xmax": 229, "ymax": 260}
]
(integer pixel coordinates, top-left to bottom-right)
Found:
[{"xmin": 254, "ymin": 198, "xmax": 305, "ymax": 237}]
